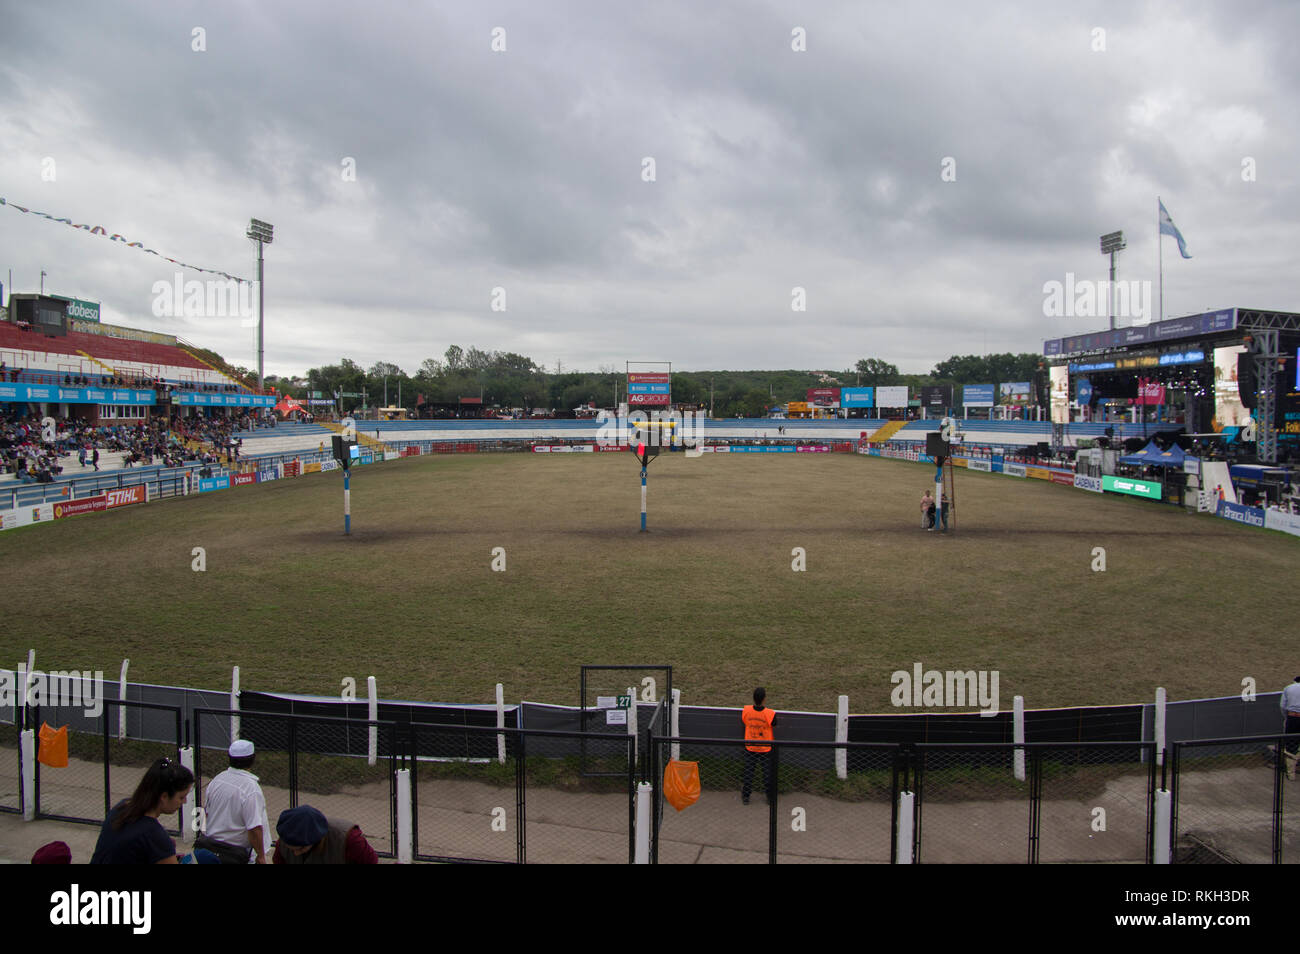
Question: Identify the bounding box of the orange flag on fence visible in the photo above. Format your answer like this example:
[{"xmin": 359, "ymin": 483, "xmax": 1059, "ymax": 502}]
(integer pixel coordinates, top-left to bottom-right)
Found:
[
  {"xmin": 38, "ymin": 723, "xmax": 68, "ymax": 768},
  {"xmin": 663, "ymin": 760, "xmax": 701, "ymax": 812}
]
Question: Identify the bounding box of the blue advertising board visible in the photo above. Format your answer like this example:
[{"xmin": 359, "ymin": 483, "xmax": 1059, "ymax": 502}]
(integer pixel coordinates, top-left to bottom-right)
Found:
[
  {"xmin": 1216, "ymin": 501, "xmax": 1266, "ymax": 527},
  {"xmin": 627, "ymin": 383, "xmax": 671, "ymax": 394},
  {"xmin": 1075, "ymin": 378, "xmax": 1092, "ymax": 404},
  {"xmin": 962, "ymin": 384, "xmax": 994, "ymax": 407},
  {"xmin": 198, "ymin": 476, "xmax": 230, "ymax": 493},
  {"xmin": 727, "ymin": 445, "xmax": 795, "ymax": 453},
  {"xmin": 841, "ymin": 387, "xmax": 875, "ymax": 408},
  {"xmin": 176, "ymin": 392, "xmax": 275, "ymax": 407},
  {"xmin": 1045, "ymin": 309, "xmax": 1236, "ymax": 356},
  {"xmin": 0, "ymin": 383, "xmax": 156, "ymax": 405}
]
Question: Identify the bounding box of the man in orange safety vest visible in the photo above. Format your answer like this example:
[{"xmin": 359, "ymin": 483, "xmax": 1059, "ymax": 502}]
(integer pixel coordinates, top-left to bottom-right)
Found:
[{"xmin": 741, "ymin": 687, "xmax": 776, "ymax": 804}]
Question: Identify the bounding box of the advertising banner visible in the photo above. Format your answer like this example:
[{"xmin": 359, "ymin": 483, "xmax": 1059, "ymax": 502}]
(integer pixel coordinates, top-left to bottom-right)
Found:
[
  {"xmin": 283, "ymin": 461, "xmax": 301, "ymax": 477},
  {"xmin": 728, "ymin": 445, "xmax": 795, "ymax": 453},
  {"xmin": 1074, "ymin": 474, "xmax": 1104, "ymax": 493},
  {"xmin": 841, "ymin": 387, "xmax": 874, "ymax": 408},
  {"xmin": 1043, "ymin": 309, "xmax": 1236, "ymax": 356},
  {"xmin": 1103, "ymin": 475, "xmax": 1161, "ymax": 499},
  {"xmin": 320, "ymin": 460, "xmax": 339, "ymax": 472},
  {"xmin": 54, "ymin": 495, "xmax": 107, "ymax": 519},
  {"xmin": 627, "ymin": 373, "xmax": 670, "ymax": 383},
  {"xmin": 198, "ymin": 476, "xmax": 230, "ymax": 493},
  {"xmin": 920, "ymin": 385, "xmax": 953, "ymax": 408},
  {"xmin": 232, "ymin": 472, "xmax": 258, "ymax": 485},
  {"xmin": 176, "ymin": 392, "xmax": 275, "ymax": 407},
  {"xmin": 1004, "ymin": 463, "xmax": 1027, "ymax": 477},
  {"xmin": 596, "ymin": 444, "xmax": 628, "ymax": 452},
  {"xmin": 1264, "ymin": 509, "xmax": 1300, "ymax": 537},
  {"xmin": 104, "ymin": 485, "xmax": 147, "ymax": 509},
  {"xmin": 795, "ymin": 445, "xmax": 831, "ymax": 452},
  {"xmin": 1049, "ymin": 472, "xmax": 1075, "ymax": 486},
  {"xmin": 627, "ymin": 393, "xmax": 671, "ymax": 406},
  {"xmin": 0, "ymin": 383, "xmax": 157, "ymax": 405},
  {"xmin": 627, "ymin": 383, "xmax": 671, "ymax": 394},
  {"xmin": 875, "ymin": 385, "xmax": 908, "ymax": 408},
  {"xmin": 962, "ymin": 384, "xmax": 994, "ymax": 407},
  {"xmin": 807, "ymin": 387, "xmax": 840, "ymax": 406},
  {"xmin": 1216, "ymin": 500, "xmax": 1266, "ymax": 527},
  {"xmin": 1137, "ymin": 378, "xmax": 1166, "ymax": 405},
  {"xmin": 55, "ymin": 296, "xmax": 100, "ymax": 323},
  {"xmin": 999, "ymin": 382, "xmax": 1032, "ymax": 405},
  {"xmin": 966, "ymin": 458, "xmax": 992, "ymax": 472},
  {"xmin": 257, "ymin": 469, "xmax": 278, "ymax": 482}
]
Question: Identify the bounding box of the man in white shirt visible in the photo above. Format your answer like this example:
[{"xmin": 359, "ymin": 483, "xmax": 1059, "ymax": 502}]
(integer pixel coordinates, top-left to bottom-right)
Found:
[
  {"xmin": 199, "ymin": 740, "xmax": 270, "ymax": 863},
  {"xmin": 1281, "ymin": 678, "xmax": 1300, "ymax": 781}
]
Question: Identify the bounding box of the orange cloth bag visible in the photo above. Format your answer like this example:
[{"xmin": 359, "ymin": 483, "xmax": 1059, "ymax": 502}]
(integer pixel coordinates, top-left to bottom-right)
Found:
[
  {"xmin": 663, "ymin": 759, "xmax": 701, "ymax": 811},
  {"xmin": 38, "ymin": 723, "xmax": 69, "ymax": 768}
]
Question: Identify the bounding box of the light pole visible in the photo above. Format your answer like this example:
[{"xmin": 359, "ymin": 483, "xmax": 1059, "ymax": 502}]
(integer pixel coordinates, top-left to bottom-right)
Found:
[
  {"xmin": 246, "ymin": 218, "xmax": 274, "ymax": 391},
  {"xmin": 1100, "ymin": 230, "xmax": 1125, "ymax": 330}
]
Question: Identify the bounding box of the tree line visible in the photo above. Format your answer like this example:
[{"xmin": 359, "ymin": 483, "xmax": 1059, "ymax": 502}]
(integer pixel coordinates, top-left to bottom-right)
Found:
[{"xmin": 259, "ymin": 347, "xmax": 1044, "ymax": 417}]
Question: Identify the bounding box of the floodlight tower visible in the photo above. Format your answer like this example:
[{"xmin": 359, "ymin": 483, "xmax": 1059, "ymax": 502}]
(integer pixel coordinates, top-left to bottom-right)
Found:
[
  {"xmin": 1100, "ymin": 231, "xmax": 1125, "ymax": 329},
  {"xmin": 246, "ymin": 218, "xmax": 274, "ymax": 390}
]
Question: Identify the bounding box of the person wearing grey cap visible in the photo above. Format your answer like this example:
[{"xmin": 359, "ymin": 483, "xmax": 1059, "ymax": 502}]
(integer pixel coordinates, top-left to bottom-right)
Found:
[
  {"xmin": 196, "ymin": 739, "xmax": 270, "ymax": 864},
  {"xmin": 1281, "ymin": 677, "xmax": 1300, "ymax": 780}
]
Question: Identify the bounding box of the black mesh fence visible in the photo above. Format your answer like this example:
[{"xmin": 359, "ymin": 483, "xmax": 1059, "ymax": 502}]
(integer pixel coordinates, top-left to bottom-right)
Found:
[
  {"xmin": 193, "ymin": 708, "xmax": 397, "ymax": 860},
  {"xmin": 1171, "ymin": 735, "xmax": 1299, "ymax": 864},
  {"xmin": 0, "ymin": 696, "xmax": 19, "ymax": 815},
  {"xmin": 914, "ymin": 744, "xmax": 1028, "ymax": 863},
  {"xmin": 409, "ymin": 723, "xmax": 634, "ymax": 864},
  {"xmin": 31, "ymin": 699, "xmax": 184, "ymax": 834},
  {"xmin": 650, "ymin": 736, "xmax": 898, "ymax": 864},
  {"xmin": 1031, "ymin": 743, "xmax": 1154, "ymax": 863}
]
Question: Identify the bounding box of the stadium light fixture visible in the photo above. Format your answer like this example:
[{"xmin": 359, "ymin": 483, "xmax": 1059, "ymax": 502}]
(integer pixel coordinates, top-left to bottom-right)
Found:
[
  {"xmin": 1099, "ymin": 230, "xmax": 1126, "ymax": 331},
  {"xmin": 246, "ymin": 219, "xmax": 273, "ymax": 392}
]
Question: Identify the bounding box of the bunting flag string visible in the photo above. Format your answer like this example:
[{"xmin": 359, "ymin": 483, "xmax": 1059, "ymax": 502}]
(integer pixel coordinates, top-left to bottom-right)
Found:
[{"xmin": 0, "ymin": 195, "xmax": 250, "ymax": 283}]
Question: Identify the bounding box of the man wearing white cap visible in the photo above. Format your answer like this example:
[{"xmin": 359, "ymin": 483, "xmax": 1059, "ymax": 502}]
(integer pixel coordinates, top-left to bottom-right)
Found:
[{"xmin": 196, "ymin": 739, "xmax": 270, "ymax": 864}]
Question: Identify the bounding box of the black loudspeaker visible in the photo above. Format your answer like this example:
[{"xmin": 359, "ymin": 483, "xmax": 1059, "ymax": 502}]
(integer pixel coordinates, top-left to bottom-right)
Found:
[
  {"xmin": 1237, "ymin": 353, "xmax": 1257, "ymax": 409},
  {"xmin": 1036, "ymin": 442, "xmax": 1051, "ymax": 457},
  {"xmin": 926, "ymin": 433, "xmax": 949, "ymax": 458}
]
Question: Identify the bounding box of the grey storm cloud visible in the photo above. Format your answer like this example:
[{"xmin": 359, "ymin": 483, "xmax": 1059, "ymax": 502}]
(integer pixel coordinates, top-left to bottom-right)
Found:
[{"xmin": 1, "ymin": 0, "xmax": 1297, "ymax": 377}]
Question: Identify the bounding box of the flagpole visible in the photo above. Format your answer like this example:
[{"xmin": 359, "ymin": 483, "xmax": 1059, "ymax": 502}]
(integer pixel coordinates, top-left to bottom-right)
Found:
[{"xmin": 1157, "ymin": 195, "xmax": 1163, "ymax": 324}]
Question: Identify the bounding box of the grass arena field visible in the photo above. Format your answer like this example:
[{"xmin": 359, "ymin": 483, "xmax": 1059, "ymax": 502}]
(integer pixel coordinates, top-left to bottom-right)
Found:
[{"xmin": 3, "ymin": 451, "xmax": 1297, "ymax": 713}]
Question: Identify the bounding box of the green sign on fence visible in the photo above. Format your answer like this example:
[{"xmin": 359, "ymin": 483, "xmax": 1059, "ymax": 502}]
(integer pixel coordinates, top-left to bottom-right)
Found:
[{"xmin": 1102, "ymin": 475, "xmax": 1161, "ymax": 499}]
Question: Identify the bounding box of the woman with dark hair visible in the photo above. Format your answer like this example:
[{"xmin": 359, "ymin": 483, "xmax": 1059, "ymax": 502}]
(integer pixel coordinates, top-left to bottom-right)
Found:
[{"xmin": 90, "ymin": 758, "xmax": 193, "ymax": 864}]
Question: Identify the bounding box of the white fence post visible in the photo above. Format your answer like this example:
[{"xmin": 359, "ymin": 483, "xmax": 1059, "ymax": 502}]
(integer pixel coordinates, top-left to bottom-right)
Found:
[
  {"xmin": 634, "ymin": 782, "xmax": 652, "ymax": 863},
  {"xmin": 895, "ymin": 791, "xmax": 914, "ymax": 863},
  {"xmin": 395, "ymin": 767, "xmax": 413, "ymax": 863},
  {"xmin": 20, "ymin": 728, "xmax": 36, "ymax": 820},
  {"xmin": 367, "ymin": 676, "xmax": 378, "ymax": 767},
  {"xmin": 1153, "ymin": 789, "xmax": 1172, "ymax": 863},
  {"xmin": 1013, "ymin": 695, "xmax": 1025, "ymax": 781},
  {"xmin": 1155, "ymin": 687, "xmax": 1167, "ymax": 766},
  {"xmin": 178, "ymin": 745, "xmax": 196, "ymax": 844},
  {"xmin": 230, "ymin": 666, "xmax": 240, "ymax": 743},
  {"xmin": 496, "ymin": 683, "xmax": 506, "ymax": 765},
  {"xmin": 670, "ymin": 688, "xmax": 681, "ymax": 763},
  {"xmin": 118, "ymin": 659, "xmax": 129, "ymax": 740},
  {"xmin": 835, "ymin": 694, "xmax": 849, "ymax": 780}
]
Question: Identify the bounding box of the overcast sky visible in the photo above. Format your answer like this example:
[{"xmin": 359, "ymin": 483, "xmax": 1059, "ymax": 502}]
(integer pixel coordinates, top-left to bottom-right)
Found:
[{"xmin": 2, "ymin": 1, "xmax": 1297, "ymax": 378}]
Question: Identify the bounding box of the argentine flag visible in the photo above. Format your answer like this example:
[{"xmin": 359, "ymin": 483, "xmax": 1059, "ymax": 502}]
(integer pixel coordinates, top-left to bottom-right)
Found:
[{"xmin": 1159, "ymin": 199, "xmax": 1192, "ymax": 258}]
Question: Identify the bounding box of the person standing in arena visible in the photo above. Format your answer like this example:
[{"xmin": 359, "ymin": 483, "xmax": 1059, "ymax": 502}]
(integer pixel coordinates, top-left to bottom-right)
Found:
[
  {"xmin": 1281, "ymin": 677, "xmax": 1300, "ymax": 780},
  {"xmin": 741, "ymin": 687, "xmax": 776, "ymax": 804},
  {"xmin": 921, "ymin": 490, "xmax": 934, "ymax": 529}
]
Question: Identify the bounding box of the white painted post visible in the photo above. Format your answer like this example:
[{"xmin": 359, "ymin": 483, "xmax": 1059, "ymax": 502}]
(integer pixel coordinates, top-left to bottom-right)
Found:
[
  {"xmin": 395, "ymin": 768, "xmax": 413, "ymax": 863},
  {"xmin": 23, "ymin": 649, "xmax": 35, "ymax": 709},
  {"xmin": 895, "ymin": 791, "xmax": 914, "ymax": 863},
  {"xmin": 367, "ymin": 676, "xmax": 378, "ymax": 767},
  {"xmin": 20, "ymin": 728, "xmax": 35, "ymax": 820},
  {"xmin": 634, "ymin": 781, "xmax": 652, "ymax": 863},
  {"xmin": 627, "ymin": 686, "xmax": 638, "ymax": 765},
  {"xmin": 178, "ymin": 745, "xmax": 196, "ymax": 843},
  {"xmin": 496, "ymin": 683, "xmax": 506, "ymax": 765},
  {"xmin": 1155, "ymin": 687, "xmax": 1167, "ymax": 766},
  {"xmin": 118, "ymin": 659, "xmax": 130, "ymax": 740},
  {"xmin": 670, "ymin": 688, "xmax": 681, "ymax": 763},
  {"xmin": 1013, "ymin": 695, "xmax": 1025, "ymax": 781},
  {"xmin": 1153, "ymin": 789, "xmax": 1172, "ymax": 863},
  {"xmin": 229, "ymin": 666, "xmax": 241, "ymax": 744},
  {"xmin": 835, "ymin": 694, "xmax": 849, "ymax": 780}
]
